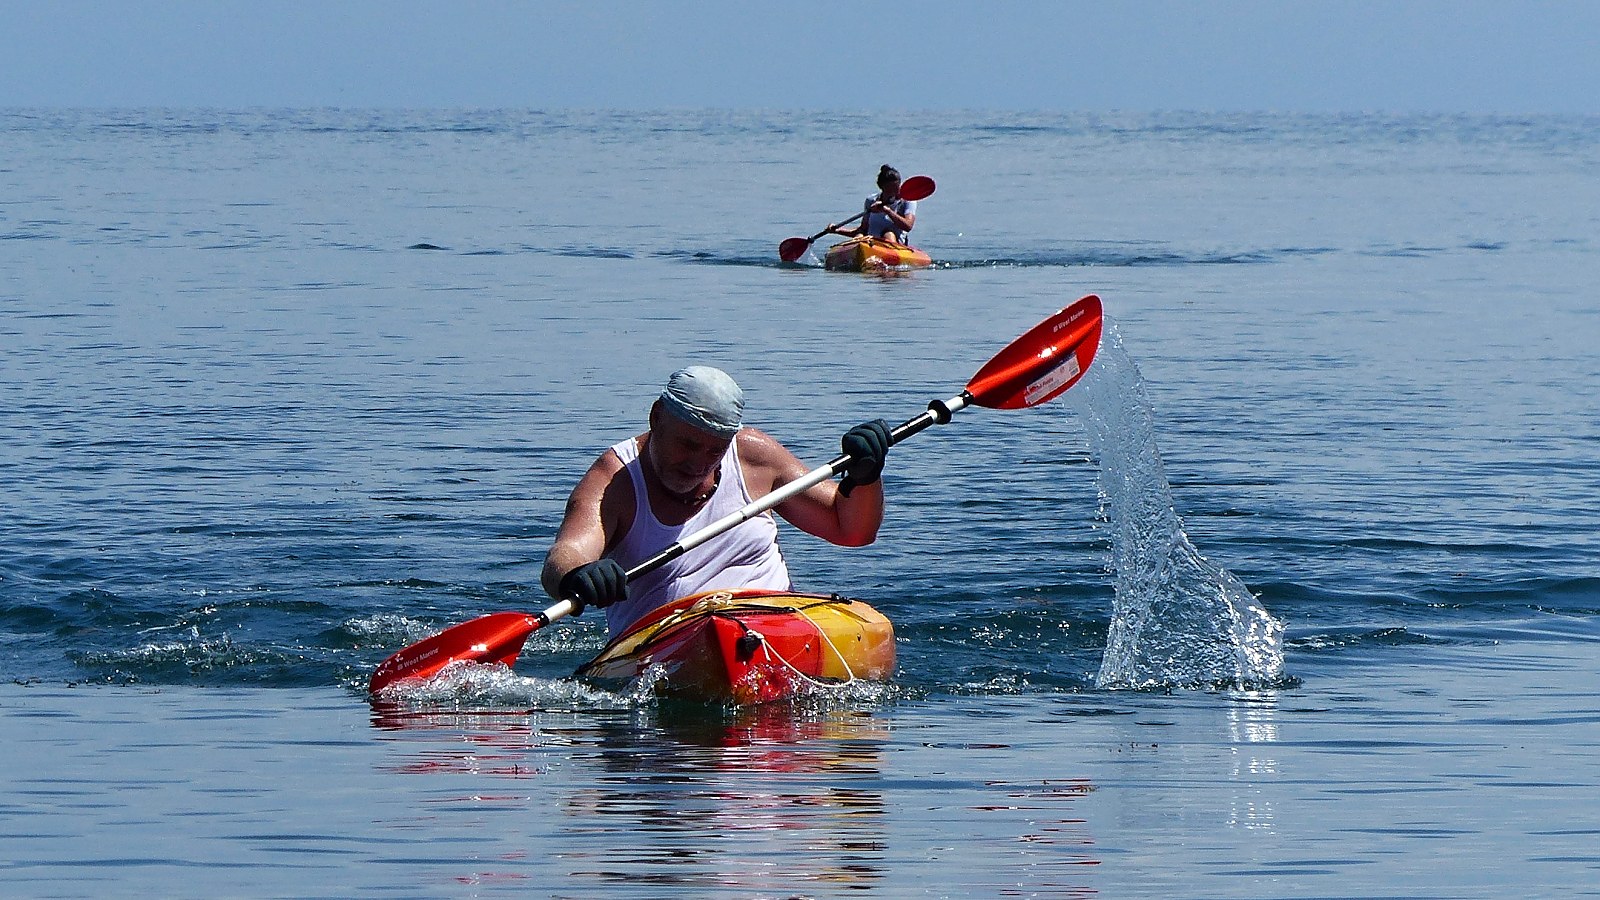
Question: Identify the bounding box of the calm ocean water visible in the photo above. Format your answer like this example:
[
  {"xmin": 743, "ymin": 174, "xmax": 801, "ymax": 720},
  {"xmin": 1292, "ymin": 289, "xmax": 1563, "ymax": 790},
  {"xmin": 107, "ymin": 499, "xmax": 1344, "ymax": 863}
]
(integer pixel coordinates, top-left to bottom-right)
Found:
[{"xmin": 3, "ymin": 108, "xmax": 1598, "ymax": 896}]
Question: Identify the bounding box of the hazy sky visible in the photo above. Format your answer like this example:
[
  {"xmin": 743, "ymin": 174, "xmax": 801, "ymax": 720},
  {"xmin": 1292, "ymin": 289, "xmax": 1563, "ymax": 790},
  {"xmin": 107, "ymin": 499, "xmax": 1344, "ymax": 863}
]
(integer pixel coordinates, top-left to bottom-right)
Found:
[{"xmin": 3, "ymin": 1, "xmax": 1596, "ymax": 113}]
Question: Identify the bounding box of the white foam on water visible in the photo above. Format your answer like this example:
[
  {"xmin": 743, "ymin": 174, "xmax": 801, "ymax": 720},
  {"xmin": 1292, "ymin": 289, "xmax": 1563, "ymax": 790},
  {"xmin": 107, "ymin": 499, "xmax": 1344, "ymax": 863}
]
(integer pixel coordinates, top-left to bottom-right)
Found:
[
  {"xmin": 378, "ymin": 659, "xmax": 626, "ymax": 708},
  {"xmin": 1067, "ymin": 319, "xmax": 1285, "ymax": 689}
]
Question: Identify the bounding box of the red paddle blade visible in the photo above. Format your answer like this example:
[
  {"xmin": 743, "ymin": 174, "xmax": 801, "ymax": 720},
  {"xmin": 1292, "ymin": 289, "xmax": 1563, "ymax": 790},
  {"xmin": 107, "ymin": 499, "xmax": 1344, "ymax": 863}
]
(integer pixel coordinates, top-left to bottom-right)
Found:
[
  {"xmin": 966, "ymin": 295, "xmax": 1103, "ymax": 409},
  {"xmin": 900, "ymin": 175, "xmax": 935, "ymax": 201},
  {"xmin": 368, "ymin": 611, "xmax": 540, "ymax": 694},
  {"xmin": 778, "ymin": 236, "xmax": 810, "ymax": 262}
]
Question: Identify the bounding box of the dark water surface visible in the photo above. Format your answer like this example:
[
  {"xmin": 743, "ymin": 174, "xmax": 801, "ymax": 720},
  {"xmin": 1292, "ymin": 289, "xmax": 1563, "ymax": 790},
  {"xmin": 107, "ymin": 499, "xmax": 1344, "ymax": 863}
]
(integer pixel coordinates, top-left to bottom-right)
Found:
[{"xmin": 3, "ymin": 109, "xmax": 1598, "ymax": 896}]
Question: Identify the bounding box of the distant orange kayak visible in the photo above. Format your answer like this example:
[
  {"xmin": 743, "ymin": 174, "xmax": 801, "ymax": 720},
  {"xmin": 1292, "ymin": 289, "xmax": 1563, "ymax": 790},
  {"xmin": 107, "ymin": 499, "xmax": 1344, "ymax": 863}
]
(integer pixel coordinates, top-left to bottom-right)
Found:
[
  {"xmin": 574, "ymin": 589, "xmax": 895, "ymax": 704},
  {"xmin": 824, "ymin": 236, "xmax": 933, "ymax": 272}
]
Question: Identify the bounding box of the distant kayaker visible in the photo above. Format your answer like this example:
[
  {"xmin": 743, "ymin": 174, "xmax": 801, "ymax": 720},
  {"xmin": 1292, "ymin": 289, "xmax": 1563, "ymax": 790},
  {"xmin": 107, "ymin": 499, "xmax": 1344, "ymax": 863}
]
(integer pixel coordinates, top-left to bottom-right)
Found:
[
  {"xmin": 542, "ymin": 366, "xmax": 892, "ymax": 637},
  {"xmin": 826, "ymin": 165, "xmax": 918, "ymax": 245}
]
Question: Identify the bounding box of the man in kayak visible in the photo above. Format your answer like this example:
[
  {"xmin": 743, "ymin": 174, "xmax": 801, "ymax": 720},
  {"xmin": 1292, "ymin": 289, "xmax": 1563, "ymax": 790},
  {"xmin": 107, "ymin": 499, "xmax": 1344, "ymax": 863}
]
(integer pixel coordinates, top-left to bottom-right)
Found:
[
  {"xmin": 825, "ymin": 164, "xmax": 918, "ymax": 245},
  {"xmin": 541, "ymin": 366, "xmax": 892, "ymax": 637}
]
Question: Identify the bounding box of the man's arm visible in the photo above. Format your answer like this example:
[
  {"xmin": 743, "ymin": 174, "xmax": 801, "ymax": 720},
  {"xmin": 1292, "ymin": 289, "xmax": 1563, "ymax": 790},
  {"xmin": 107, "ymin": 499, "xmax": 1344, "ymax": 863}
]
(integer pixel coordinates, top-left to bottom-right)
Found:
[
  {"xmin": 541, "ymin": 450, "xmax": 629, "ymax": 600},
  {"xmin": 738, "ymin": 426, "xmax": 887, "ymax": 548}
]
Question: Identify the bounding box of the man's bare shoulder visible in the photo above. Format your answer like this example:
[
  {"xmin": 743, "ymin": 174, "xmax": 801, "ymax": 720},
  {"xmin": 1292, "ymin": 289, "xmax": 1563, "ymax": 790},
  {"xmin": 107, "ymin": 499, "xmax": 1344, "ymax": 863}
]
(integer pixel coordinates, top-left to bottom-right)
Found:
[
  {"xmin": 565, "ymin": 441, "xmax": 637, "ymax": 540},
  {"xmin": 734, "ymin": 427, "xmax": 793, "ymax": 460},
  {"xmin": 590, "ymin": 444, "xmax": 627, "ymax": 475},
  {"xmin": 571, "ymin": 440, "xmax": 632, "ymax": 497},
  {"xmin": 735, "ymin": 426, "xmax": 811, "ymax": 481}
]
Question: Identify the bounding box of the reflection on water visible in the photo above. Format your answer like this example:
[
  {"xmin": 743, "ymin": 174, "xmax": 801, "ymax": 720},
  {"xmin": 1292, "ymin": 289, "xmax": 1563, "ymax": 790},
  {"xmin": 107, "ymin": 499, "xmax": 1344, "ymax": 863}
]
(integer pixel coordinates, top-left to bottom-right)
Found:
[
  {"xmin": 366, "ymin": 695, "xmax": 1115, "ymax": 893},
  {"xmin": 370, "ymin": 701, "xmax": 892, "ymax": 891},
  {"xmin": 1226, "ymin": 692, "xmax": 1280, "ymax": 832},
  {"xmin": 567, "ymin": 713, "xmax": 888, "ymax": 891},
  {"xmin": 1227, "ymin": 692, "xmax": 1281, "ymax": 746}
]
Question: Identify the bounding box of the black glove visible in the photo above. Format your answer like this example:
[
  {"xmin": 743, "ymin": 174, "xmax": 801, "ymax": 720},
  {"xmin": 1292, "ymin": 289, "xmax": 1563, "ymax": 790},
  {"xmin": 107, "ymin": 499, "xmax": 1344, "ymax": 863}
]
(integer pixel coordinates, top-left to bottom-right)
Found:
[
  {"xmin": 558, "ymin": 559, "xmax": 628, "ymax": 615},
  {"xmin": 838, "ymin": 419, "xmax": 892, "ymax": 497}
]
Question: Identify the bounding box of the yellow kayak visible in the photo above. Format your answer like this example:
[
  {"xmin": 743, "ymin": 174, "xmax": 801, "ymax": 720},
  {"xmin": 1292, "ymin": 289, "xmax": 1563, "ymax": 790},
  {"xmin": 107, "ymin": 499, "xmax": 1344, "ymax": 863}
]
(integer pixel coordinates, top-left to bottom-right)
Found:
[
  {"xmin": 823, "ymin": 236, "xmax": 933, "ymax": 272},
  {"xmin": 574, "ymin": 589, "xmax": 896, "ymax": 704}
]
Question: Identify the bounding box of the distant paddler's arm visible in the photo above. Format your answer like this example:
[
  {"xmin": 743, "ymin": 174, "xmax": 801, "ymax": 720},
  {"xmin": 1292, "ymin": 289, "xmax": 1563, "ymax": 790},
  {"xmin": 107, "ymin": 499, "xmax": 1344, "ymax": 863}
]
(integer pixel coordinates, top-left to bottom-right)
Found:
[{"xmin": 878, "ymin": 200, "xmax": 914, "ymax": 234}]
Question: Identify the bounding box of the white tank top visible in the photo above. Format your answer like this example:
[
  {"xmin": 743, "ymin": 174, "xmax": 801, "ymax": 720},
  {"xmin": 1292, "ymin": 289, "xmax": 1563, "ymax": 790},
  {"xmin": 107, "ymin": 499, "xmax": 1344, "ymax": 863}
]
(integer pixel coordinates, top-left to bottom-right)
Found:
[
  {"xmin": 603, "ymin": 434, "xmax": 792, "ymax": 635},
  {"xmin": 865, "ymin": 196, "xmax": 916, "ymax": 239}
]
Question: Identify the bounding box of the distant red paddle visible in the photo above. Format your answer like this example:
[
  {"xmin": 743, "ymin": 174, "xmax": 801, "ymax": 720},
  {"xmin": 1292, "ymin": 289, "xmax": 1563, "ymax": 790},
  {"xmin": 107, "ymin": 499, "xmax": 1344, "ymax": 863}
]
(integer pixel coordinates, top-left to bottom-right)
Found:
[
  {"xmin": 779, "ymin": 175, "xmax": 936, "ymax": 263},
  {"xmin": 368, "ymin": 293, "xmax": 1102, "ymax": 695}
]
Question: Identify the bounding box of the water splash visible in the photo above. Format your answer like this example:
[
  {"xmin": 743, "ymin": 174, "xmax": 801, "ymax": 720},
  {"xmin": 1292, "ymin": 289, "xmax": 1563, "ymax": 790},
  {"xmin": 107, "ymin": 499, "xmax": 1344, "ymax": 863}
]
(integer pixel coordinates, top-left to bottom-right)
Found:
[
  {"xmin": 1068, "ymin": 319, "xmax": 1285, "ymax": 689},
  {"xmin": 374, "ymin": 659, "xmax": 627, "ymax": 709}
]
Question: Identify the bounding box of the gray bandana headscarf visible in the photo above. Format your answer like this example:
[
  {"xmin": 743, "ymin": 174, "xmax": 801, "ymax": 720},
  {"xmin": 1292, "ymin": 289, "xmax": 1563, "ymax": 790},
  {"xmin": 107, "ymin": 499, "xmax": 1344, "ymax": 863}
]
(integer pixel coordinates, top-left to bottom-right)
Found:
[{"xmin": 658, "ymin": 366, "xmax": 744, "ymax": 438}]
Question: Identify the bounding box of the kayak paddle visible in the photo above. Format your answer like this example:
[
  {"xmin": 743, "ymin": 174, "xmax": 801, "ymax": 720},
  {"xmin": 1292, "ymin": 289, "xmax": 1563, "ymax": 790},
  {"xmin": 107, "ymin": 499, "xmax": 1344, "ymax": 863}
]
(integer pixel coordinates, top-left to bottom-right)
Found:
[
  {"xmin": 368, "ymin": 293, "xmax": 1103, "ymax": 695},
  {"xmin": 778, "ymin": 175, "xmax": 936, "ymax": 263}
]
